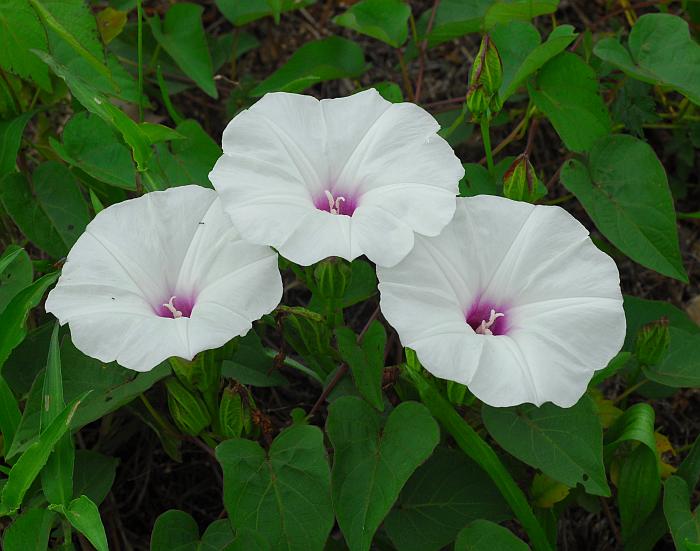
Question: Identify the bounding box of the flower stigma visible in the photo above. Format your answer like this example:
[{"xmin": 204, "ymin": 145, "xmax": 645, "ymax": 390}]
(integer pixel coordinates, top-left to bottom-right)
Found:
[
  {"xmin": 324, "ymin": 190, "xmax": 346, "ymax": 215},
  {"xmin": 162, "ymin": 296, "xmax": 183, "ymax": 319},
  {"xmin": 475, "ymin": 309, "xmax": 504, "ymax": 336}
]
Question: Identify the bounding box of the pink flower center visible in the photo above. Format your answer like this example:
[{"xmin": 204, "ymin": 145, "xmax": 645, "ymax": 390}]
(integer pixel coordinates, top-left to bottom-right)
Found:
[
  {"xmin": 156, "ymin": 295, "xmax": 195, "ymax": 318},
  {"xmin": 466, "ymin": 300, "xmax": 508, "ymax": 336},
  {"xmin": 314, "ymin": 189, "xmax": 358, "ymax": 216}
]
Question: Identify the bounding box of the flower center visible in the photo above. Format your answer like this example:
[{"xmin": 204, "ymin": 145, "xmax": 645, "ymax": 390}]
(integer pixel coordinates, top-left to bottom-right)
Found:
[
  {"xmin": 325, "ymin": 190, "xmax": 345, "ymax": 215},
  {"xmin": 156, "ymin": 295, "xmax": 194, "ymax": 319},
  {"xmin": 315, "ymin": 189, "xmax": 357, "ymax": 216},
  {"xmin": 466, "ymin": 300, "xmax": 508, "ymax": 336}
]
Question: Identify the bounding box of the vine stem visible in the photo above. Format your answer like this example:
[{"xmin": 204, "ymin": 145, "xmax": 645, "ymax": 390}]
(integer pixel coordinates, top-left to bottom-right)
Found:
[
  {"xmin": 480, "ymin": 117, "xmax": 495, "ymax": 175},
  {"xmin": 414, "ymin": 0, "xmax": 440, "ymax": 103},
  {"xmin": 136, "ymin": 0, "xmax": 144, "ymax": 122}
]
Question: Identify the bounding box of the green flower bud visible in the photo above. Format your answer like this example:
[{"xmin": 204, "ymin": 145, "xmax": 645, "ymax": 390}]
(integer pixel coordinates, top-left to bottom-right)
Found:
[
  {"xmin": 170, "ymin": 352, "xmax": 220, "ymax": 393},
  {"xmin": 466, "ymin": 84, "xmax": 489, "ymax": 121},
  {"xmin": 219, "ymin": 386, "xmax": 244, "ymax": 439},
  {"xmin": 314, "ymin": 258, "xmax": 352, "ymax": 300},
  {"xmin": 469, "ymin": 34, "xmax": 503, "ymax": 97},
  {"xmin": 503, "ymin": 154, "xmax": 544, "ymax": 203},
  {"xmin": 635, "ymin": 318, "xmax": 670, "ymax": 366},
  {"xmin": 446, "ymin": 381, "xmax": 470, "ymax": 406},
  {"xmin": 165, "ymin": 377, "xmax": 211, "ymax": 436}
]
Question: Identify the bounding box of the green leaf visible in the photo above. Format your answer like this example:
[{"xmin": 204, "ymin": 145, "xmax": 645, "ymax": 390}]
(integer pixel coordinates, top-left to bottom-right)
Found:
[
  {"xmin": 0, "ymin": 246, "xmax": 33, "ymax": 314},
  {"xmin": 0, "ymin": 112, "xmax": 33, "ymax": 178},
  {"xmin": 482, "ymin": 394, "xmax": 609, "ymax": 496},
  {"xmin": 216, "ymin": 424, "xmax": 333, "ymax": 551},
  {"xmin": 149, "ymin": 3, "xmax": 217, "ymax": 99},
  {"xmin": 51, "ymin": 112, "xmax": 136, "ymax": 190},
  {"xmin": 252, "ymin": 36, "xmax": 366, "ymax": 97},
  {"xmin": 0, "ymin": 393, "xmax": 86, "ymax": 515},
  {"xmin": 50, "ymin": 495, "xmax": 108, "ymax": 551},
  {"xmin": 0, "ymin": 272, "xmax": 58, "ymax": 371},
  {"xmin": 530, "ymin": 52, "xmax": 611, "ymax": 152},
  {"xmin": 335, "ymin": 322, "xmax": 386, "ymax": 411},
  {"xmin": 1, "ymin": 161, "xmax": 90, "ymax": 257},
  {"xmin": 493, "ymin": 22, "xmax": 576, "ymax": 100},
  {"xmin": 455, "ymin": 519, "xmax": 530, "ymax": 551},
  {"xmin": 484, "ymin": 0, "xmax": 558, "ymax": 29},
  {"xmin": 151, "ymin": 509, "xmax": 199, "ymax": 551},
  {"xmin": 605, "ymin": 402, "xmax": 657, "ymax": 453},
  {"xmin": 560, "ymin": 134, "xmax": 686, "ymax": 281},
  {"xmin": 0, "ymin": 0, "xmax": 51, "ymax": 90},
  {"xmin": 41, "ymin": 324, "xmax": 74, "ymax": 506},
  {"xmin": 617, "ymin": 444, "xmax": 660, "ymax": 541},
  {"xmin": 0, "ymin": 373, "xmax": 20, "ymax": 456},
  {"xmin": 623, "ymin": 296, "xmax": 699, "ymax": 351},
  {"xmin": 594, "ymin": 13, "xmax": 700, "ymax": 105},
  {"xmin": 384, "ymin": 447, "xmax": 510, "ymax": 551},
  {"xmin": 643, "ymin": 328, "xmax": 700, "ymax": 387},
  {"xmin": 73, "ymin": 450, "xmax": 118, "ymax": 505},
  {"xmin": 35, "ymin": 51, "xmax": 153, "ymax": 170},
  {"xmin": 227, "ymin": 528, "xmax": 270, "ymax": 551},
  {"xmin": 221, "ymin": 331, "xmax": 288, "ymax": 387},
  {"xmin": 664, "ymin": 476, "xmax": 700, "ymax": 548},
  {"xmin": 2, "ymin": 508, "xmax": 55, "ymax": 551},
  {"xmin": 334, "ymin": 0, "xmax": 411, "ymax": 47},
  {"xmin": 215, "ymin": 0, "xmax": 314, "ymax": 26},
  {"xmin": 326, "ymin": 396, "xmax": 439, "ymax": 551}
]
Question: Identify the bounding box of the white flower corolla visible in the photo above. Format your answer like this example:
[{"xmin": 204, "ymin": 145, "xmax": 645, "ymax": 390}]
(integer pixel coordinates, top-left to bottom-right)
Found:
[
  {"xmin": 209, "ymin": 89, "xmax": 464, "ymax": 267},
  {"xmin": 377, "ymin": 195, "xmax": 626, "ymax": 408},
  {"xmin": 45, "ymin": 185, "xmax": 283, "ymax": 372}
]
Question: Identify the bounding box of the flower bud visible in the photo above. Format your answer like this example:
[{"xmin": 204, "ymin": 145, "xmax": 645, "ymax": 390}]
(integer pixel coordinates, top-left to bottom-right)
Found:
[
  {"xmin": 469, "ymin": 34, "xmax": 503, "ymax": 97},
  {"xmin": 635, "ymin": 318, "xmax": 670, "ymax": 366},
  {"xmin": 466, "ymin": 84, "xmax": 490, "ymax": 121},
  {"xmin": 219, "ymin": 386, "xmax": 244, "ymax": 439},
  {"xmin": 446, "ymin": 381, "xmax": 470, "ymax": 406},
  {"xmin": 170, "ymin": 353, "xmax": 220, "ymax": 393},
  {"xmin": 314, "ymin": 258, "xmax": 352, "ymax": 300},
  {"xmin": 165, "ymin": 377, "xmax": 211, "ymax": 436},
  {"xmin": 503, "ymin": 154, "xmax": 544, "ymax": 203}
]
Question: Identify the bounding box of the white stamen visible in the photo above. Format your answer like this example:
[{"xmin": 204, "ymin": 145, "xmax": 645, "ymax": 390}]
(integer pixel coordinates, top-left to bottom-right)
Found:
[
  {"xmin": 162, "ymin": 295, "xmax": 183, "ymax": 318},
  {"xmin": 324, "ymin": 189, "xmax": 346, "ymax": 215},
  {"xmin": 475, "ymin": 309, "xmax": 504, "ymax": 335}
]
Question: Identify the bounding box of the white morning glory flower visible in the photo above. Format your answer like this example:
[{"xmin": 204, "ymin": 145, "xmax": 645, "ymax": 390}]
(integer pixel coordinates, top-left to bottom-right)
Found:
[
  {"xmin": 208, "ymin": 88, "xmax": 465, "ymax": 267},
  {"xmin": 377, "ymin": 195, "xmax": 626, "ymax": 407},
  {"xmin": 46, "ymin": 185, "xmax": 283, "ymax": 372}
]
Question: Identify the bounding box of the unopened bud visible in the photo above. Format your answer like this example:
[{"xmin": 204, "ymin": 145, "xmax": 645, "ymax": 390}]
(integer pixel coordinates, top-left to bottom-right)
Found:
[
  {"xmin": 635, "ymin": 318, "xmax": 670, "ymax": 366},
  {"xmin": 219, "ymin": 386, "xmax": 244, "ymax": 439},
  {"xmin": 314, "ymin": 258, "xmax": 352, "ymax": 300},
  {"xmin": 469, "ymin": 35, "xmax": 503, "ymax": 96},
  {"xmin": 503, "ymin": 154, "xmax": 544, "ymax": 203},
  {"xmin": 165, "ymin": 377, "xmax": 211, "ymax": 436}
]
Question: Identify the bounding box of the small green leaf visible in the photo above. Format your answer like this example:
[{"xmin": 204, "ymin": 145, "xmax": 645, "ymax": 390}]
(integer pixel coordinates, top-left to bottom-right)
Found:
[
  {"xmin": 51, "ymin": 112, "xmax": 136, "ymax": 190},
  {"xmin": 605, "ymin": 402, "xmax": 657, "ymax": 453},
  {"xmin": 618, "ymin": 444, "xmax": 660, "ymax": 541},
  {"xmin": 149, "ymin": 3, "xmax": 217, "ymax": 98},
  {"xmin": 0, "ymin": 393, "xmax": 87, "ymax": 515},
  {"xmin": 221, "ymin": 331, "xmax": 288, "ymax": 387},
  {"xmin": 643, "ymin": 328, "xmax": 700, "ymax": 387},
  {"xmin": 482, "ymin": 394, "xmax": 609, "ymax": 496},
  {"xmin": 334, "ymin": 0, "xmax": 411, "ymax": 47},
  {"xmin": 326, "ymin": 396, "xmax": 439, "ymax": 551},
  {"xmin": 2, "ymin": 508, "xmax": 55, "ymax": 551},
  {"xmin": 484, "ymin": 0, "xmax": 558, "ymax": 29},
  {"xmin": 0, "ymin": 246, "xmax": 33, "ymax": 314},
  {"xmin": 664, "ymin": 476, "xmax": 700, "ymax": 548},
  {"xmin": 50, "ymin": 495, "xmax": 108, "ymax": 551},
  {"xmin": 594, "ymin": 14, "xmax": 700, "ymax": 105},
  {"xmin": 252, "ymin": 36, "xmax": 366, "ymax": 97},
  {"xmin": 335, "ymin": 322, "xmax": 386, "ymax": 411},
  {"xmin": 455, "ymin": 519, "xmax": 530, "ymax": 551},
  {"xmin": 0, "ymin": 373, "xmax": 20, "ymax": 456},
  {"xmin": 530, "ymin": 52, "xmax": 611, "ymax": 152},
  {"xmin": 560, "ymin": 134, "xmax": 686, "ymax": 282},
  {"xmin": 216, "ymin": 424, "xmax": 333, "ymax": 551},
  {"xmin": 73, "ymin": 450, "xmax": 118, "ymax": 505},
  {"xmin": 0, "ymin": 112, "xmax": 33, "ymax": 178},
  {"xmin": 0, "ymin": 272, "xmax": 58, "ymax": 371},
  {"xmin": 150, "ymin": 509, "xmax": 199, "ymax": 551},
  {"xmin": 384, "ymin": 447, "xmax": 510, "ymax": 551}
]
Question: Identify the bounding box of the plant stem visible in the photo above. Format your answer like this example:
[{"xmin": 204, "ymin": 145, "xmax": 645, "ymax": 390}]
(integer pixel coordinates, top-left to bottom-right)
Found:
[
  {"xmin": 136, "ymin": 0, "xmax": 144, "ymax": 122},
  {"xmin": 481, "ymin": 117, "xmax": 495, "ymax": 175}
]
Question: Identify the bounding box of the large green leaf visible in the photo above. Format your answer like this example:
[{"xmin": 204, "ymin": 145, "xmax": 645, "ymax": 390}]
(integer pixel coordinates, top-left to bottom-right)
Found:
[
  {"xmin": 0, "ymin": 246, "xmax": 33, "ymax": 314},
  {"xmin": 2, "ymin": 508, "xmax": 55, "ymax": 551},
  {"xmin": 252, "ymin": 36, "xmax": 366, "ymax": 97},
  {"xmin": 326, "ymin": 396, "xmax": 439, "ymax": 551},
  {"xmin": 664, "ymin": 476, "xmax": 700, "ymax": 548},
  {"xmin": 149, "ymin": 3, "xmax": 217, "ymax": 98},
  {"xmin": 151, "ymin": 510, "xmax": 236, "ymax": 551},
  {"xmin": 49, "ymin": 495, "xmax": 108, "ymax": 551},
  {"xmin": 560, "ymin": 134, "xmax": 686, "ymax": 281},
  {"xmin": 216, "ymin": 424, "xmax": 333, "ymax": 551},
  {"xmin": 334, "ymin": 0, "xmax": 411, "ymax": 47},
  {"xmin": 73, "ymin": 450, "xmax": 118, "ymax": 505},
  {"xmin": 455, "ymin": 520, "xmax": 530, "ymax": 551},
  {"xmin": 221, "ymin": 331, "xmax": 288, "ymax": 387},
  {"xmin": 617, "ymin": 444, "xmax": 660, "ymax": 541},
  {"xmin": 51, "ymin": 112, "xmax": 136, "ymax": 190},
  {"xmin": 530, "ymin": 52, "xmax": 610, "ymax": 152},
  {"xmin": 335, "ymin": 322, "xmax": 386, "ymax": 411},
  {"xmin": 484, "ymin": 0, "xmax": 558, "ymax": 28},
  {"xmin": 0, "ymin": 112, "xmax": 33, "ymax": 178},
  {"xmin": 0, "ymin": 393, "xmax": 87, "ymax": 515},
  {"xmin": 623, "ymin": 296, "xmax": 699, "ymax": 351},
  {"xmin": 643, "ymin": 328, "xmax": 700, "ymax": 387},
  {"xmin": 0, "ymin": 272, "xmax": 58, "ymax": 371},
  {"xmin": 384, "ymin": 447, "xmax": 510, "ymax": 551},
  {"xmin": 0, "ymin": 0, "xmax": 51, "ymax": 90},
  {"xmin": 482, "ymin": 394, "xmax": 609, "ymax": 496},
  {"xmin": 0, "ymin": 162, "xmax": 90, "ymax": 257},
  {"xmin": 594, "ymin": 14, "xmax": 700, "ymax": 105},
  {"xmin": 215, "ymin": 0, "xmax": 314, "ymax": 26}
]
